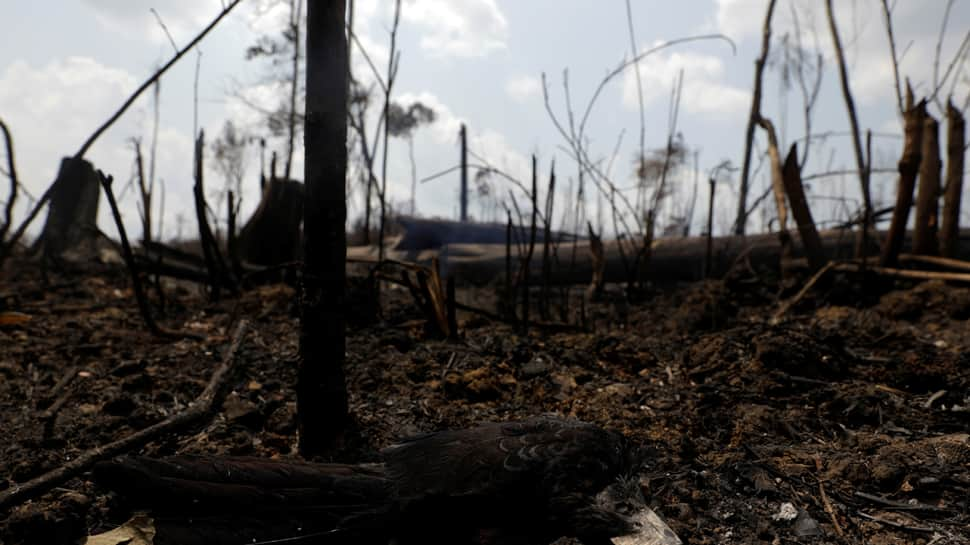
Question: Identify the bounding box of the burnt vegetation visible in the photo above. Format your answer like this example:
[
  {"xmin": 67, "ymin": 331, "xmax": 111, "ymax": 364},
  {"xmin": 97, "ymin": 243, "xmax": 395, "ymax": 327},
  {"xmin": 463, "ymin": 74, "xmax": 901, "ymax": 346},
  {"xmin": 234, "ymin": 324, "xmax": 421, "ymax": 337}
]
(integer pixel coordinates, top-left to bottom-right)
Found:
[{"xmin": 1, "ymin": 1, "xmax": 969, "ymax": 544}]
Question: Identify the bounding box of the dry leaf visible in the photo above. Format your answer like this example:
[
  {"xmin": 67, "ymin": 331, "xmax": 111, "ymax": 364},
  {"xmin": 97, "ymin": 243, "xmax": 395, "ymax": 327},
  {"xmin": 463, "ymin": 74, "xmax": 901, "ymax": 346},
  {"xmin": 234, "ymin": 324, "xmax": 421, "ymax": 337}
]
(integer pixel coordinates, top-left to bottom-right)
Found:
[
  {"xmin": 84, "ymin": 514, "xmax": 155, "ymax": 545},
  {"xmin": 0, "ymin": 312, "xmax": 31, "ymax": 326}
]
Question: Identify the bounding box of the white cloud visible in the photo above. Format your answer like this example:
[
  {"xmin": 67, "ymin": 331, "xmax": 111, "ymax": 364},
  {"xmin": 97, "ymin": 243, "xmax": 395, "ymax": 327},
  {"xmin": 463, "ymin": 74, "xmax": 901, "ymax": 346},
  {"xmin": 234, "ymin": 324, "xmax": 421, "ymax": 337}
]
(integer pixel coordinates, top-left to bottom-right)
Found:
[
  {"xmin": 243, "ymin": 0, "xmax": 291, "ymax": 36},
  {"xmin": 81, "ymin": 0, "xmax": 228, "ymax": 45},
  {"xmin": 0, "ymin": 56, "xmax": 204, "ymax": 241},
  {"xmin": 0, "ymin": 57, "xmax": 136, "ymax": 190},
  {"xmin": 713, "ymin": 1, "xmax": 970, "ymax": 109},
  {"xmin": 622, "ymin": 49, "xmax": 750, "ymax": 118},
  {"xmin": 505, "ymin": 75, "xmax": 541, "ymax": 103},
  {"xmin": 401, "ymin": 0, "xmax": 508, "ymax": 58},
  {"xmin": 714, "ymin": 0, "xmax": 774, "ymax": 42}
]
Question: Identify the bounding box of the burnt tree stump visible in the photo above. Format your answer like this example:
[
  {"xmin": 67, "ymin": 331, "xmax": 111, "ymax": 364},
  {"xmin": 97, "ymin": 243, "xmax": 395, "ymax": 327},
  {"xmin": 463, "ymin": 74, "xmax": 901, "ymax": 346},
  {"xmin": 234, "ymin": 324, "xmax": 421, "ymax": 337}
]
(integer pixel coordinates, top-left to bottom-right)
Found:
[
  {"xmin": 33, "ymin": 157, "xmax": 100, "ymax": 261},
  {"xmin": 238, "ymin": 178, "xmax": 304, "ymax": 266}
]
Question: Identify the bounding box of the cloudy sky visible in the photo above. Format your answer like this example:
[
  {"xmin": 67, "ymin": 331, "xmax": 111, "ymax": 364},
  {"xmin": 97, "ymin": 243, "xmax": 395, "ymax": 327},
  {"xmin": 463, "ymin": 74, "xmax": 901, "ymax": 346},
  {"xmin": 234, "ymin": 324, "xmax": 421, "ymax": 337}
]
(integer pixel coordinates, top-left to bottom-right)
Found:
[{"xmin": 1, "ymin": 0, "xmax": 968, "ymax": 242}]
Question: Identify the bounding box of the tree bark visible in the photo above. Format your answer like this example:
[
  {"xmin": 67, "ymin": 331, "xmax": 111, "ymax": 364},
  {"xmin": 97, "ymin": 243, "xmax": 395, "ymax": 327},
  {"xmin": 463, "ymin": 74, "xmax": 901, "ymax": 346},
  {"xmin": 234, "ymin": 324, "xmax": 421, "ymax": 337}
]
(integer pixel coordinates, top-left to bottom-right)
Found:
[
  {"xmin": 300, "ymin": 0, "xmax": 349, "ymax": 457},
  {"xmin": 940, "ymin": 101, "xmax": 965, "ymax": 257},
  {"xmin": 913, "ymin": 114, "xmax": 941, "ymax": 255},
  {"xmin": 881, "ymin": 93, "xmax": 926, "ymax": 266}
]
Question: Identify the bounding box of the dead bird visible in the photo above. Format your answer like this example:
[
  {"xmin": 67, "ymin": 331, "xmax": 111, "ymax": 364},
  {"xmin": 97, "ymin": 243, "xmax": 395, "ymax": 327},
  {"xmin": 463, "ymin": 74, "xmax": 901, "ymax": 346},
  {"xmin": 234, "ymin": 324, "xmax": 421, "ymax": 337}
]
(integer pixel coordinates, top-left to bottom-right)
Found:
[{"xmin": 94, "ymin": 415, "xmax": 679, "ymax": 545}]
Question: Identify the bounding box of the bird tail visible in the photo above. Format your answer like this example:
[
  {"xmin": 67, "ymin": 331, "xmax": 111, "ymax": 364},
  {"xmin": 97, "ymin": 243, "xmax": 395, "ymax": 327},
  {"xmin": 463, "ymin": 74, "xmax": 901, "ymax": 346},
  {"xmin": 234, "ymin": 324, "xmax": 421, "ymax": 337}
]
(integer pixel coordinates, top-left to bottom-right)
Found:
[{"xmin": 93, "ymin": 455, "xmax": 394, "ymax": 545}]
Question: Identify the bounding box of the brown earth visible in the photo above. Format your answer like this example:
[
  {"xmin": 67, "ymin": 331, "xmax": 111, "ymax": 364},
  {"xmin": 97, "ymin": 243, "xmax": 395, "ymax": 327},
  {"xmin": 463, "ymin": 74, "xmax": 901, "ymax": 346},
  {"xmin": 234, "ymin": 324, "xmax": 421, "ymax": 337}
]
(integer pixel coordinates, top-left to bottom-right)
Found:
[{"xmin": 0, "ymin": 256, "xmax": 967, "ymax": 544}]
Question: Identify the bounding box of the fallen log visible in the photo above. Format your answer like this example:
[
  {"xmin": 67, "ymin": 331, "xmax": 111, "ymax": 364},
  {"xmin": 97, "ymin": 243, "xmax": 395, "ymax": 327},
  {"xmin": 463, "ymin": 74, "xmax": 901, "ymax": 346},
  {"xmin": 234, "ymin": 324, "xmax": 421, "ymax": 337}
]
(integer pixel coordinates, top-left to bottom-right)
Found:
[
  {"xmin": 393, "ymin": 216, "xmax": 581, "ymax": 253},
  {"xmin": 431, "ymin": 228, "xmax": 970, "ymax": 286}
]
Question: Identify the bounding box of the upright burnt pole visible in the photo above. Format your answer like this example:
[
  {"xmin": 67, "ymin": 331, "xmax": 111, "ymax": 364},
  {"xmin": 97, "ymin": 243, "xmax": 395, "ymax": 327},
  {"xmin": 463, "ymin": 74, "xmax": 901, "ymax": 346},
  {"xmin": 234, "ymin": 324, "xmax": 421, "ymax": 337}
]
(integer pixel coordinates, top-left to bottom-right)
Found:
[
  {"xmin": 299, "ymin": 0, "xmax": 349, "ymax": 457},
  {"xmin": 460, "ymin": 123, "xmax": 468, "ymax": 222}
]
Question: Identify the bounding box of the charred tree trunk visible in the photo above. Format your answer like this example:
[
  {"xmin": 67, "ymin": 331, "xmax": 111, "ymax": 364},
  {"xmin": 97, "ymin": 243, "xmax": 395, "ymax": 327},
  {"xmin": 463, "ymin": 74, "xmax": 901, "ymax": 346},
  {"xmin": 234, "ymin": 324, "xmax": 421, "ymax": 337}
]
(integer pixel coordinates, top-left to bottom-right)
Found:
[
  {"xmin": 363, "ymin": 154, "xmax": 373, "ymax": 245},
  {"xmin": 586, "ymin": 222, "xmax": 605, "ymax": 301},
  {"xmin": 539, "ymin": 164, "xmax": 555, "ymax": 321},
  {"xmin": 34, "ymin": 157, "xmax": 100, "ymax": 261},
  {"xmin": 781, "ymin": 144, "xmax": 825, "ymax": 270},
  {"xmin": 940, "ymin": 101, "xmax": 965, "ymax": 258},
  {"xmin": 300, "ymin": 0, "xmax": 349, "ymax": 457},
  {"xmin": 133, "ymin": 140, "xmax": 153, "ymax": 245},
  {"xmin": 520, "ymin": 156, "xmax": 538, "ymax": 334},
  {"xmin": 881, "ymin": 91, "xmax": 927, "ymax": 266},
  {"xmin": 913, "ymin": 114, "xmax": 941, "ymax": 256},
  {"xmin": 192, "ymin": 130, "xmax": 235, "ymax": 300},
  {"xmin": 705, "ymin": 177, "xmax": 715, "ymax": 277},
  {"xmin": 227, "ymin": 190, "xmax": 243, "ymax": 280},
  {"xmin": 504, "ymin": 210, "xmax": 514, "ymax": 321}
]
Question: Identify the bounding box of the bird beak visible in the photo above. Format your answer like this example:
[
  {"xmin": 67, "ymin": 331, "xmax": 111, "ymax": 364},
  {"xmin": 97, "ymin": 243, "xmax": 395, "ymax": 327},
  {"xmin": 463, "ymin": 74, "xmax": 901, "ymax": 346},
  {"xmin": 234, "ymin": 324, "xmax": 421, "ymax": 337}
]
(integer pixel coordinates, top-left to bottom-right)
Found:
[{"xmin": 610, "ymin": 506, "xmax": 682, "ymax": 545}]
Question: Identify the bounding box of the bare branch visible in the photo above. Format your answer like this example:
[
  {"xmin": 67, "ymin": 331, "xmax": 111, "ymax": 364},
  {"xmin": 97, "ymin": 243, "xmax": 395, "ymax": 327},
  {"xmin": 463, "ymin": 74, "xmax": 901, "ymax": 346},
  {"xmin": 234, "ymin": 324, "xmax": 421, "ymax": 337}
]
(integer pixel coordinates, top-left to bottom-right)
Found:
[
  {"xmin": 377, "ymin": 0, "xmax": 402, "ymax": 261},
  {"xmin": 879, "ymin": 0, "xmax": 904, "ymax": 118},
  {"xmin": 826, "ymin": 0, "xmax": 874, "ymax": 240},
  {"xmin": 0, "ymin": 118, "xmax": 18, "ymax": 243},
  {"xmin": 150, "ymin": 8, "xmax": 179, "ymax": 54},
  {"xmin": 734, "ymin": 0, "xmax": 776, "ymax": 235}
]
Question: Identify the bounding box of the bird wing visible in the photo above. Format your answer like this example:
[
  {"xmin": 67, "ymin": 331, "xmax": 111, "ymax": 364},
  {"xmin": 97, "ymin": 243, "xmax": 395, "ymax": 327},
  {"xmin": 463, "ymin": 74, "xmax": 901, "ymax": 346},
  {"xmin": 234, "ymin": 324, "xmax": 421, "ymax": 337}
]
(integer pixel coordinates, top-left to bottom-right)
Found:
[{"xmin": 383, "ymin": 415, "xmax": 626, "ymax": 500}]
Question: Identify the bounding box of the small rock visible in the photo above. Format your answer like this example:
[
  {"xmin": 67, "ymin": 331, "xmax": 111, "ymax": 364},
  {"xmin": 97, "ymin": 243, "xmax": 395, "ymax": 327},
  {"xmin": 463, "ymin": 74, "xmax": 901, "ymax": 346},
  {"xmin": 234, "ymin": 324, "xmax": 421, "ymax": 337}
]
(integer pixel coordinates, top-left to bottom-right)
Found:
[{"xmin": 792, "ymin": 509, "xmax": 821, "ymax": 537}]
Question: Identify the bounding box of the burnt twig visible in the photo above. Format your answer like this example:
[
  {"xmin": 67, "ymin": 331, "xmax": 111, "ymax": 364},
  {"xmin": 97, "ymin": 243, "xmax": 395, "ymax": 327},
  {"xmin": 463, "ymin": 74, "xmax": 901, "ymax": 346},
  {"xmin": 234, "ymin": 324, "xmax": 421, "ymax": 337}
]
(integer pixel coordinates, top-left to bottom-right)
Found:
[{"xmin": 0, "ymin": 320, "xmax": 248, "ymax": 512}]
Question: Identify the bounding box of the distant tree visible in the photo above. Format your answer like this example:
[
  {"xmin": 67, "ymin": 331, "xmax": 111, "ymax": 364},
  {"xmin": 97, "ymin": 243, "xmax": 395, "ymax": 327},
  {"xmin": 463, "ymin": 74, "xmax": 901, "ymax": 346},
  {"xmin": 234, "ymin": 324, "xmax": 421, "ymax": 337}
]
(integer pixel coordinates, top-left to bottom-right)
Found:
[
  {"xmin": 634, "ymin": 133, "xmax": 689, "ymax": 225},
  {"xmin": 210, "ymin": 119, "xmax": 250, "ymax": 201},
  {"xmin": 245, "ymin": 0, "xmax": 304, "ymax": 181},
  {"xmin": 386, "ymin": 101, "xmax": 436, "ymax": 215}
]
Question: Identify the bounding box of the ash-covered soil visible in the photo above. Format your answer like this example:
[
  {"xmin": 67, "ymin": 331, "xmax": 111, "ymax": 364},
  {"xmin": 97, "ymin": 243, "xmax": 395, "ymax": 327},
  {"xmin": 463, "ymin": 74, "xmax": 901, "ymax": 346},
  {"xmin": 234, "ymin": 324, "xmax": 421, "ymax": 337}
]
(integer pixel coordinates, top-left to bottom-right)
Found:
[{"xmin": 1, "ymin": 257, "xmax": 968, "ymax": 544}]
